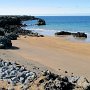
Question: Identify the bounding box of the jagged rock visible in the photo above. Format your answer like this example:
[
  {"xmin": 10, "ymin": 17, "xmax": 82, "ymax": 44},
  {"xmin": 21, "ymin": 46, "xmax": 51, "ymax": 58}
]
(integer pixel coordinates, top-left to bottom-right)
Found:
[
  {"xmin": 55, "ymin": 31, "xmax": 71, "ymax": 35},
  {"xmin": 0, "ymin": 28, "xmax": 5, "ymax": 36},
  {"xmin": 0, "ymin": 17, "xmax": 22, "ymax": 28},
  {"xmin": 0, "ymin": 37, "xmax": 12, "ymax": 49},
  {"xmin": 55, "ymin": 31, "xmax": 87, "ymax": 38},
  {"xmin": 68, "ymin": 76, "xmax": 79, "ymax": 83},
  {"xmin": 0, "ymin": 44, "xmax": 5, "ymax": 49},
  {"xmin": 5, "ymin": 33, "xmax": 18, "ymax": 40},
  {"xmin": 37, "ymin": 19, "xmax": 46, "ymax": 25},
  {"xmin": 72, "ymin": 32, "xmax": 87, "ymax": 38},
  {"xmin": 76, "ymin": 76, "xmax": 90, "ymax": 89},
  {"xmin": 19, "ymin": 77, "xmax": 25, "ymax": 84},
  {"xmin": 39, "ymin": 35, "xmax": 44, "ymax": 37},
  {"xmin": 39, "ymin": 79, "xmax": 44, "ymax": 84}
]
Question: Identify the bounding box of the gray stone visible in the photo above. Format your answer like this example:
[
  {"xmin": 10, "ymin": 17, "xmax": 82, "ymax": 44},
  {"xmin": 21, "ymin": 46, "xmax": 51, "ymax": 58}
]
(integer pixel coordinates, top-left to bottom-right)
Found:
[
  {"xmin": 8, "ymin": 87, "xmax": 15, "ymax": 90},
  {"xmin": 19, "ymin": 77, "xmax": 25, "ymax": 84},
  {"xmin": 10, "ymin": 70, "xmax": 17, "ymax": 76},
  {"xmin": 68, "ymin": 76, "xmax": 80, "ymax": 83},
  {"xmin": 24, "ymin": 78, "xmax": 30, "ymax": 85},
  {"xmin": 19, "ymin": 66, "xmax": 26, "ymax": 72},
  {"xmin": 77, "ymin": 76, "xmax": 90, "ymax": 89},
  {"xmin": 22, "ymin": 85, "xmax": 29, "ymax": 90}
]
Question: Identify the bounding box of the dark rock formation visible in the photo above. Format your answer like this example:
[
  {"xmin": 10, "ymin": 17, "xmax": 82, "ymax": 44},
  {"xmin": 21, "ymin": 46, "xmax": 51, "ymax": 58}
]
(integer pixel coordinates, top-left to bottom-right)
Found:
[
  {"xmin": 0, "ymin": 28, "xmax": 5, "ymax": 36},
  {"xmin": 5, "ymin": 33, "xmax": 19, "ymax": 40},
  {"xmin": 37, "ymin": 19, "xmax": 46, "ymax": 25},
  {"xmin": 55, "ymin": 31, "xmax": 71, "ymax": 35},
  {"xmin": 42, "ymin": 70, "xmax": 90, "ymax": 90},
  {"xmin": 0, "ymin": 15, "xmax": 45, "ymax": 49},
  {"xmin": 0, "ymin": 37, "xmax": 12, "ymax": 49},
  {"xmin": 72, "ymin": 32, "xmax": 87, "ymax": 38},
  {"xmin": 0, "ymin": 17, "xmax": 22, "ymax": 28},
  {"xmin": 55, "ymin": 31, "xmax": 87, "ymax": 38}
]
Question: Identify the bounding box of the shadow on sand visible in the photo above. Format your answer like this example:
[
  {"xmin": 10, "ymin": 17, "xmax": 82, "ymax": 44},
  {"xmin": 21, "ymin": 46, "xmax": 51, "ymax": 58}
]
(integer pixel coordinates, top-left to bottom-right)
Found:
[
  {"xmin": 10, "ymin": 46, "xmax": 20, "ymax": 50},
  {"xmin": 3, "ymin": 46, "xmax": 20, "ymax": 50}
]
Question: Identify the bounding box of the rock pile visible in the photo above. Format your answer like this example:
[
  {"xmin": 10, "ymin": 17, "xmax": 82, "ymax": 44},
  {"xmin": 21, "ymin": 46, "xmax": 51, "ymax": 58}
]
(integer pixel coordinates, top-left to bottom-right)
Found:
[
  {"xmin": 0, "ymin": 59, "xmax": 37, "ymax": 89},
  {"xmin": 38, "ymin": 70, "xmax": 90, "ymax": 90},
  {"xmin": 0, "ymin": 59, "xmax": 90, "ymax": 90}
]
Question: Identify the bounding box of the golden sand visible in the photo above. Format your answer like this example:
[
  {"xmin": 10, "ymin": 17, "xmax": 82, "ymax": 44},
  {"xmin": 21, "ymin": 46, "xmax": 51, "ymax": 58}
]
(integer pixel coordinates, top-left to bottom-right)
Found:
[{"xmin": 10, "ymin": 36, "xmax": 90, "ymax": 80}]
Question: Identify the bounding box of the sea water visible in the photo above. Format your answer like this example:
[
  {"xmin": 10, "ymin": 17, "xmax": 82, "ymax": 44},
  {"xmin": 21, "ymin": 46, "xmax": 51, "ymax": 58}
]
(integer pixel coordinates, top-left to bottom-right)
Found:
[{"xmin": 23, "ymin": 16, "xmax": 90, "ymax": 42}]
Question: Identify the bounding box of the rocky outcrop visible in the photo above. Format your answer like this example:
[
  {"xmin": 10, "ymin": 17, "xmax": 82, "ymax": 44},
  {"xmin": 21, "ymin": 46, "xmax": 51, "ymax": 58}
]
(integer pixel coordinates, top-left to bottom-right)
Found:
[
  {"xmin": 40, "ymin": 70, "xmax": 90, "ymax": 90},
  {"xmin": 72, "ymin": 32, "xmax": 87, "ymax": 38},
  {"xmin": 0, "ymin": 28, "xmax": 5, "ymax": 36},
  {"xmin": 37, "ymin": 19, "xmax": 46, "ymax": 25},
  {"xmin": 55, "ymin": 31, "xmax": 87, "ymax": 38},
  {"xmin": 0, "ymin": 16, "xmax": 45, "ymax": 49},
  {"xmin": 5, "ymin": 33, "xmax": 19, "ymax": 40},
  {"xmin": 55, "ymin": 31, "xmax": 71, "ymax": 35},
  {"xmin": 0, "ymin": 37, "xmax": 12, "ymax": 49},
  {"xmin": 0, "ymin": 17, "xmax": 22, "ymax": 28},
  {"xmin": 0, "ymin": 16, "xmax": 46, "ymax": 27}
]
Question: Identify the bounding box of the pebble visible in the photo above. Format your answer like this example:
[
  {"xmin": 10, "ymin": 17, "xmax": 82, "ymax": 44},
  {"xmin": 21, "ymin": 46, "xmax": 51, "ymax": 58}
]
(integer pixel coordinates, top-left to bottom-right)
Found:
[
  {"xmin": 0, "ymin": 59, "xmax": 90, "ymax": 90},
  {"xmin": 0, "ymin": 59, "xmax": 37, "ymax": 87},
  {"xmin": 43, "ymin": 70, "xmax": 90, "ymax": 90}
]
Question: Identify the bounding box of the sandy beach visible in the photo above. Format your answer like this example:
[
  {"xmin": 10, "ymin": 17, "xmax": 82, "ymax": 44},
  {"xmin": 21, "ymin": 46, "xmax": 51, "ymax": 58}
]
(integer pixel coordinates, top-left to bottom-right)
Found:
[{"xmin": 0, "ymin": 36, "xmax": 90, "ymax": 80}]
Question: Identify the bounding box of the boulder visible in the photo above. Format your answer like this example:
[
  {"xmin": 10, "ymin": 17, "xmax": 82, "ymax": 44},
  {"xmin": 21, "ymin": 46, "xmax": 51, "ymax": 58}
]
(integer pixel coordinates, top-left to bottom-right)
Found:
[
  {"xmin": 76, "ymin": 76, "xmax": 90, "ymax": 89},
  {"xmin": 0, "ymin": 37, "xmax": 12, "ymax": 49},
  {"xmin": 37, "ymin": 19, "xmax": 46, "ymax": 25},
  {"xmin": 5, "ymin": 33, "xmax": 18, "ymax": 40},
  {"xmin": 55, "ymin": 31, "xmax": 71, "ymax": 35},
  {"xmin": 0, "ymin": 43, "xmax": 5, "ymax": 49},
  {"xmin": 72, "ymin": 32, "xmax": 87, "ymax": 38},
  {"xmin": 0, "ymin": 28, "xmax": 5, "ymax": 36}
]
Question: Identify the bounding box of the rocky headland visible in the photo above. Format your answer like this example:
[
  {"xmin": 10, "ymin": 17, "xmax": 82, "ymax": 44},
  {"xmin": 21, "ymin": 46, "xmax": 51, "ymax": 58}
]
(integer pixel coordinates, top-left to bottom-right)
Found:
[{"xmin": 0, "ymin": 15, "xmax": 45, "ymax": 49}]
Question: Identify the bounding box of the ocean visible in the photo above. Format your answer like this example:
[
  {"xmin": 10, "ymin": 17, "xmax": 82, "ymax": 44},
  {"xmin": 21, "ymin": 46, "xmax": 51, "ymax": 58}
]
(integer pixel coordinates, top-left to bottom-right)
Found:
[{"xmin": 23, "ymin": 16, "xmax": 90, "ymax": 42}]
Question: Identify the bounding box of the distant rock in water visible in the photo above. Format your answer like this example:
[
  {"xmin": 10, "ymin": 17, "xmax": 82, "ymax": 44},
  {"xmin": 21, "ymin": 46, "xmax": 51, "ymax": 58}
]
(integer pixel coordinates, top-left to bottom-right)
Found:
[{"xmin": 37, "ymin": 19, "xmax": 46, "ymax": 25}]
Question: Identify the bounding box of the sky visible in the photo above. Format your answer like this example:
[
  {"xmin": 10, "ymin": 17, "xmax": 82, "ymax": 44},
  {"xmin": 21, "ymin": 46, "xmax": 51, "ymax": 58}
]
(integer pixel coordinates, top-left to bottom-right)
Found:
[{"xmin": 0, "ymin": 0, "xmax": 90, "ymax": 16}]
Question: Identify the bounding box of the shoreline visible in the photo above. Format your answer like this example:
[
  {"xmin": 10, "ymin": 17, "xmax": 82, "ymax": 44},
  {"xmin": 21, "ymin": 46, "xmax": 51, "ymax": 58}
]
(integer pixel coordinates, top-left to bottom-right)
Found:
[{"xmin": 24, "ymin": 27, "xmax": 90, "ymax": 42}]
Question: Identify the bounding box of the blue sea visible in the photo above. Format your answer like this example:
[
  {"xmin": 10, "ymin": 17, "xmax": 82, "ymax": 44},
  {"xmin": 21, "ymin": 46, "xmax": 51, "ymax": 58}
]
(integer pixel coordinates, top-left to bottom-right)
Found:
[{"xmin": 23, "ymin": 16, "xmax": 90, "ymax": 42}]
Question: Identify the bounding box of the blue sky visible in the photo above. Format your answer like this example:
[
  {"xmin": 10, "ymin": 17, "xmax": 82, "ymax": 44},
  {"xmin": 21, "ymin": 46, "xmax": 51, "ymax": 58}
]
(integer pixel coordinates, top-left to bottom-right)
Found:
[{"xmin": 0, "ymin": 0, "xmax": 90, "ymax": 16}]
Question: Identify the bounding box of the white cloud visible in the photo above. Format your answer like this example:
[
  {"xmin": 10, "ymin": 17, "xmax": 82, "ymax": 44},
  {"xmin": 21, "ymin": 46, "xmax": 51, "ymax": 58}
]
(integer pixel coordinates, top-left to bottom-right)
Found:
[{"xmin": 0, "ymin": 7, "xmax": 90, "ymax": 16}]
